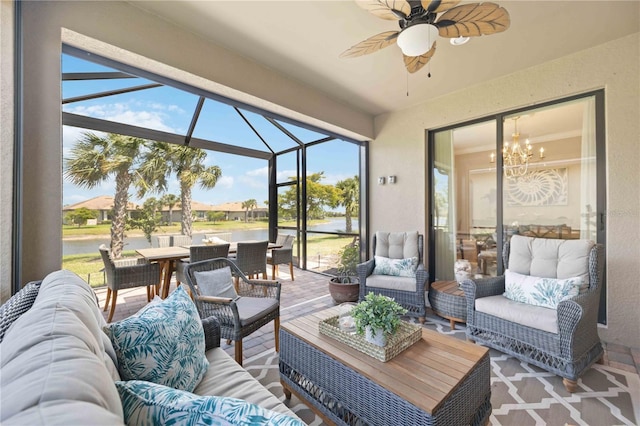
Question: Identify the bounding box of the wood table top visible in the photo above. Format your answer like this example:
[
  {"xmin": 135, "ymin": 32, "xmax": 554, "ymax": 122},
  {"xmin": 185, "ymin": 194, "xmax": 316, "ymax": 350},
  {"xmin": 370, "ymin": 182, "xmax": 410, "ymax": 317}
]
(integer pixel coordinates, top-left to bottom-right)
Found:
[
  {"xmin": 135, "ymin": 246, "xmax": 190, "ymax": 261},
  {"xmin": 431, "ymin": 280, "xmax": 465, "ymax": 297},
  {"xmin": 281, "ymin": 306, "xmax": 489, "ymax": 415}
]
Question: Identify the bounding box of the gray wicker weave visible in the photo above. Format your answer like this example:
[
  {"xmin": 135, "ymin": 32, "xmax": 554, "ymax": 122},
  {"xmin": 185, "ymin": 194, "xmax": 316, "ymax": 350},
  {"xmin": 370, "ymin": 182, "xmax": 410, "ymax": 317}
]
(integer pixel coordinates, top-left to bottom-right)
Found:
[
  {"xmin": 428, "ymin": 281, "xmax": 466, "ymax": 329},
  {"xmin": 461, "ymin": 237, "xmax": 605, "ymax": 392},
  {"xmin": 279, "ymin": 327, "xmax": 491, "ymax": 426},
  {"xmin": 151, "ymin": 235, "xmax": 171, "ymax": 248},
  {"xmin": 170, "ymin": 234, "xmax": 192, "ymax": 247},
  {"xmin": 183, "ymin": 257, "xmax": 280, "ymax": 365},
  {"xmin": 175, "ymin": 243, "xmax": 231, "ymax": 286},
  {"xmin": 356, "ymin": 233, "xmax": 429, "ymax": 321},
  {"xmin": 228, "ymin": 240, "xmax": 269, "ymax": 281},
  {"xmin": 98, "ymin": 245, "xmax": 161, "ymax": 322},
  {"xmin": 266, "ymin": 234, "xmax": 295, "ymax": 280}
]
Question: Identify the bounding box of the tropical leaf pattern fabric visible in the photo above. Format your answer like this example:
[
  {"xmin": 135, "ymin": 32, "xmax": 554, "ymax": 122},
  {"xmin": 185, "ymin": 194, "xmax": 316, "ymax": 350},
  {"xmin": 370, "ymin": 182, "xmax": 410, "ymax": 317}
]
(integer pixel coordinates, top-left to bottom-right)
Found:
[
  {"xmin": 504, "ymin": 269, "xmax": 585, "ymax": 309},
  {"xmin": 104, "ymin": 286, "xmax": 209, "ymax": 392},
  {"xmin": 373, "ymin": 256, "xmax": 418, "ymax": 278},
  {"xmin": 116, "ymin": 380, "xmax": 306, "ymax": 426}
]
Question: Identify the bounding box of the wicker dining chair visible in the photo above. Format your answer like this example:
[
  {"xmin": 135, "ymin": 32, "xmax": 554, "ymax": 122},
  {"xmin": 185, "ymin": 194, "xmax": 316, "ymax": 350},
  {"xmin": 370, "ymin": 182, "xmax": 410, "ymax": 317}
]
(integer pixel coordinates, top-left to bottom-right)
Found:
[
  {"xmin": 98, "ymin": 245, "xmax": 161, "ymax": 322},
  {"xmin": 170, "ymin": 235, "xmax": 192, "ymax": 247},
  {"xmin": 266, "ymin": 234, "xmax": 295, "ymax": 280},
  {"xmin": 183, "ymin": 258, "xmax": 281, "ymax": 365},
  {"xmin": 151, "ymin": 235, "xmax": 171, "ymax": 248},
  {"xmin": 175, "ymin": 244, "xmax": 231, "ymax": 286},
  {"xmin": 228, "ymin": 240, "xmax": 269, "ymax": 284}
]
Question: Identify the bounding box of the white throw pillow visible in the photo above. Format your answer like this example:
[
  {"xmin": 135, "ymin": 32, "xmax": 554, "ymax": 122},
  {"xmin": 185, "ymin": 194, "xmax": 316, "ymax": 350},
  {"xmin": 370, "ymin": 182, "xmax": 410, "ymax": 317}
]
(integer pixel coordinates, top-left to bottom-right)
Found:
[
  {"xmin": 372, "ymin": 256, "xmax": 418, "ymax": 278},
  {"xmin": 194, "ymin": 267, "xmax": 238, "ymax": 299},
  {"xmin": 503, "ymin": 269, "xmax": 586, "ymax": 309},
  {"xmin": 204, "ymin": 236, "xmax": 229, "ymax": 244}
]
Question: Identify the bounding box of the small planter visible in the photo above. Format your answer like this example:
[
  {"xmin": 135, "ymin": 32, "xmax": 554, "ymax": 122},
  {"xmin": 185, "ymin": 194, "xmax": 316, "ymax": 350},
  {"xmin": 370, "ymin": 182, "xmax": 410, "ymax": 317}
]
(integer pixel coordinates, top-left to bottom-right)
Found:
[
  {"xmin": 328, "ymin": 277, "xmax": 360, "ymax": 304},
  {"xmin": 365, "ymin": 326, "xmax": 387, "ymax": 347}
]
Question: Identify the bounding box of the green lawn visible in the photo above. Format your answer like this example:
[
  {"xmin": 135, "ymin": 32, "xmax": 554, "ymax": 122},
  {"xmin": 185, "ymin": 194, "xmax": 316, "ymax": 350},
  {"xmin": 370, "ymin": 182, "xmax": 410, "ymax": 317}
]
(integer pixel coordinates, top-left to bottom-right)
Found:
[{"xmin": 63, "ymin": 219, "xmax": 327, "ymax": 238}]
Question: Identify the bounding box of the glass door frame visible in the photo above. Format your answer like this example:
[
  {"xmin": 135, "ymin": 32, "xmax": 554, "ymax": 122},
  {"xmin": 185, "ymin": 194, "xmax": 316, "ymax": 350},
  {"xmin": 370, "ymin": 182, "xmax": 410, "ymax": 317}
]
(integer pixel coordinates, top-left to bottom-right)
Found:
[{"xmin": 427, "ymin": 90, "xmax": 607, "ymax": 322}]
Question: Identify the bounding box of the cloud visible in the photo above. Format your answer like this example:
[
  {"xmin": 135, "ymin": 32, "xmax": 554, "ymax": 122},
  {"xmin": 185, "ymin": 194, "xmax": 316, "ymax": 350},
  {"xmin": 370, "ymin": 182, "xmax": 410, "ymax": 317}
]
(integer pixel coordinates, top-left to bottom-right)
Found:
[
  {"xmin": 276, "ymin": 169, "xmax": 297, "ymax": 181},
  {"xmin": 247, "ymin": 166, "xmax": 268, "ymax": 177},
  {"xmin": 216, "ymin": 175, "xmax": 234, "ymax": 189},
  {"xmin": 64, "ymin": 102, "xmax": 176, "ymax": 133}
]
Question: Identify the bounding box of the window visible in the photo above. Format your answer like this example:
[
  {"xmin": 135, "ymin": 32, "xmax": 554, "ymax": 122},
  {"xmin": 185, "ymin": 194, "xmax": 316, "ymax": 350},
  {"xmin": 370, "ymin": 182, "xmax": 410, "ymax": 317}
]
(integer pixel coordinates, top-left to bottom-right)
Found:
[{"xmin": 428, "ymin": 92, "xmax": 606, "ymax": 322}]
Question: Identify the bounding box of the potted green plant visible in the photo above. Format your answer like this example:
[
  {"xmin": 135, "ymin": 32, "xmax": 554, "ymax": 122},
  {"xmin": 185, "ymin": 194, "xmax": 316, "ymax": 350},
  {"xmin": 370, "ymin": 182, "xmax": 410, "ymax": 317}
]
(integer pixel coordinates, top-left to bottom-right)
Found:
[
  {"xmin": 351, "ymin": 293, "xmax": 407, "ymax": 347},
  {"xmin": 328, "ymin": 241, "xmax": 360, "ymax": 304}
]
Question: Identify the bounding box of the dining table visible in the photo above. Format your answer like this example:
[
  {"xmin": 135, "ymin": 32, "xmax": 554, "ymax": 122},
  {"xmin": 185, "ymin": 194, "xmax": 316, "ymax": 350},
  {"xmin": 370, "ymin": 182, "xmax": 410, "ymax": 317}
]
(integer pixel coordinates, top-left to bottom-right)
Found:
[
  {"xmin": 136, "ymin": 241, "xmax": 283, "ymax": 299},
  {"xmin": 135, "ymin": 246, "xmax": 190, "ymax": 299}
]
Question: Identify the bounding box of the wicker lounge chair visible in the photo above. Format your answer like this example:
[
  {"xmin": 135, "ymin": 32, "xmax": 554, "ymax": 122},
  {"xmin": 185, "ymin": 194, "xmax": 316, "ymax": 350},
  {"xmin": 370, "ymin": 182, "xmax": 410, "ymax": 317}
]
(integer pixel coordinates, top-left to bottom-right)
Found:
[
  {"xmin": 266, "ymin": 234, "xmax": 295, "ymax": 280},
  {"xmin": 98, "ymin": 245, "xmax": 161, "ymax": 322},
  {"xmin": 356, "ymin": 231, "xmax": 429, "ymax": 322},
  {"xmin": 461, "ymin": 235, "xmax": 605, "ymax": 392},
  {"xmin": 183, "ymin": 257, "xmax": 281, "ymax": 365},
  {"xmin": 175, "ymin": 243, "xmax": 231, "ymax": 286}
]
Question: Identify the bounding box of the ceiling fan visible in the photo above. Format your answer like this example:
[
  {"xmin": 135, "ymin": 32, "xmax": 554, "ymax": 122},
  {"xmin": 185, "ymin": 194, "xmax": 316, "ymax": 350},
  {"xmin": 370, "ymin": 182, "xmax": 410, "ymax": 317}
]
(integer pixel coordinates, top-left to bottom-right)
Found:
[{"xmin": 341, "ymin": 0, "xmax": 510, "ymax": 73}]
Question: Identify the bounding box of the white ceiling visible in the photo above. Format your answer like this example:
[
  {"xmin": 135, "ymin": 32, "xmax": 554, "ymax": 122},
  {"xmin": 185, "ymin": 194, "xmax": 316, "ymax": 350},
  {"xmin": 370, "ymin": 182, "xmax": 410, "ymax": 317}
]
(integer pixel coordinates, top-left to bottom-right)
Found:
[{"xmin": 129, "ymin": 0, "xmax": 639, "ymax": 118}]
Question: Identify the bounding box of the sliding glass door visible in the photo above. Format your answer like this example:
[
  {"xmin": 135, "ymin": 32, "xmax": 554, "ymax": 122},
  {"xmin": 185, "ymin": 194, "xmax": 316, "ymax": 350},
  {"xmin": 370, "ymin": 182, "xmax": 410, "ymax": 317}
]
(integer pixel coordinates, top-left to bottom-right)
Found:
[{"xmin": 428, "ymin": 91, "xmax": 606, "ymax": 321}]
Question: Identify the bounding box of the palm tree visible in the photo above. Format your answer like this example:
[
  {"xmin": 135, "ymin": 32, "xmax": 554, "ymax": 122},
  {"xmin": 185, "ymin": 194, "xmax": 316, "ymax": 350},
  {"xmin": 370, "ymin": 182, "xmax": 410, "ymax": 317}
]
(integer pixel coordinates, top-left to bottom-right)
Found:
[
  {"xmin": 139, "ymin": 142, "xmax": 221, "ymax": 237},
  {"xmin": 161, "ymin": 193, "xmax": 180, "ymax": 225},
  {"xmin": 336, "ymin": 176, "xmax": 359, "ymax": 233},
  {"xmin": 64, "ymin": 132, "xmax": 147, "ymax": 258},
  {"xmin": 242, "ymin": 199, "xmax": 257, "ymax": 222}
]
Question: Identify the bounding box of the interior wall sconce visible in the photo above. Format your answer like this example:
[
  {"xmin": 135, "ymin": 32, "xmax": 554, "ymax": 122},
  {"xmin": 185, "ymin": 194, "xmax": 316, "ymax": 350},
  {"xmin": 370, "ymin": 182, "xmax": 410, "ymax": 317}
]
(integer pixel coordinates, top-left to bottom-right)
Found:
[
  {"xmin": 388, "ymin": 175, "xmax": 397, "ymax": 184},
  {"xmin": 378, "ymin": 176, "xmax": 386, "ymax": 185}
]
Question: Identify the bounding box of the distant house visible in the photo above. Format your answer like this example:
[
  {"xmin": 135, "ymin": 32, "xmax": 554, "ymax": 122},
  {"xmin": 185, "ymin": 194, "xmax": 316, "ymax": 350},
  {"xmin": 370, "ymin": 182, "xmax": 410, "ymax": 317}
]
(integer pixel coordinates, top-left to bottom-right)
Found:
[
  {"xmin": 63, "ymin": 195, "xmax": 139, "ymax": 224},
  {"xmin": 210, "ymin": 201, "xmax": 268, "ymax": 221},
  {"xmin": 159, "ymin": 200, "xmax": 218, "ymax": 223}
]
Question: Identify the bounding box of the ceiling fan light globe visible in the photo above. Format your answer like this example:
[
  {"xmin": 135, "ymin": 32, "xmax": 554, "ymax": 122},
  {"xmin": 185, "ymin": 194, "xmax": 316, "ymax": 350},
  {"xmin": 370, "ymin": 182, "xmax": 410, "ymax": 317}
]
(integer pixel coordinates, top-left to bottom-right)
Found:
[{"xmin": 397, "ymin": 24, "xmax": 438, "ymax": 57}]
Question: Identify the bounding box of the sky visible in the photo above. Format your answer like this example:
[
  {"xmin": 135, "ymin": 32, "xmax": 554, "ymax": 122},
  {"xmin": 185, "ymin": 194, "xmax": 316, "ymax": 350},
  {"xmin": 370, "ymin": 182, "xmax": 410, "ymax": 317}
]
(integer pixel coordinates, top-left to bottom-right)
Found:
[{"xmin": 61, "ymin": 54, "xmax": 360, "ymax": 208}]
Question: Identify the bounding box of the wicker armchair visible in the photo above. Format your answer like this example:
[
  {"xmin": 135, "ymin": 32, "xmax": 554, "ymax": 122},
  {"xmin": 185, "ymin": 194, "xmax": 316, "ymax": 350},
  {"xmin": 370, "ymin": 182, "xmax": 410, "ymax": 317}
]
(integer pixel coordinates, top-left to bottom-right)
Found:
[
  {"xmin": 175, "ymin": 243, "xmax": 231, "ymax": 286},
  {"xmin": 356, "ymin": 232, "xmax": 429, "ymax": 322},
  {"xmin": 461, "ymin": 235, "xmax": 605, "ymax": 392},
  {"xmin": 266, "ymin": 234, "xmax": 295, "ymax": 280},
  {"xmin": 98, "ymin": 245, "xmax": 161, "ymax": 322},
  {"xmin": 183, "ymin": 258, "xmax": 281, "ymax": 365},
  {"xmin": 228, "ymin": 240, "xmax": 269, "ymax": 283}
]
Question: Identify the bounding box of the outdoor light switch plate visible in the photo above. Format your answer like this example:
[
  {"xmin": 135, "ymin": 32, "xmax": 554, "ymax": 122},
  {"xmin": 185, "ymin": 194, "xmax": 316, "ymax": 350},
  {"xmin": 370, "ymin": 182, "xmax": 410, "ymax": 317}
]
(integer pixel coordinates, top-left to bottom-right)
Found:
[
  {"xmin": 378, "ymin": 177, "xmax": 386, "ymax": 185},
  {"xmin": 388, "ymin": 175, "xmax": 396, "ymax": 184}
]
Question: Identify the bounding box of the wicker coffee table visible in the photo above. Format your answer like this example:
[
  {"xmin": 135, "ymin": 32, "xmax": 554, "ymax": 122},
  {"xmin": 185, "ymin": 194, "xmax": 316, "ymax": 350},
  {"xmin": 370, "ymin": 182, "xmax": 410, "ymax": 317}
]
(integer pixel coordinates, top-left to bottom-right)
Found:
[
  {"xmin": 428, "ymin": 280, "xmax": 467, "ymax": 330},
  {"xmin": 279, "ymin": 306, "xmax": 490, "ymax": 426}
]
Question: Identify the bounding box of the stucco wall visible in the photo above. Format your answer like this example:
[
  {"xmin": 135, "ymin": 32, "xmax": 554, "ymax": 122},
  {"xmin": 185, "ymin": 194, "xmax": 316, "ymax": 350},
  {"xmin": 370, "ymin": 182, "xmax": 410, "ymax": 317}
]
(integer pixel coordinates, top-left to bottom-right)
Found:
[
  {"xmin": 370, "ymin": 33, "xmax": 640, "ymax": 348},
  {"xmin": 0, "ymin": 0, "xmax": 14, "ymax": 303}
]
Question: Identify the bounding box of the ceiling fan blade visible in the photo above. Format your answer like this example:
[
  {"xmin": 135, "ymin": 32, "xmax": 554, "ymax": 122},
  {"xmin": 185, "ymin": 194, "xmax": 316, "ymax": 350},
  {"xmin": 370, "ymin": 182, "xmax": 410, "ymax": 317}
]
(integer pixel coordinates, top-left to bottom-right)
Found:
[
  {"xmin": 421, "ymin": 0, "xmax": 461, "ymax": 14},
  {"xmin": 340, "ymin": 31, "xmax": 399, "ymax": 58},
  {"xmin": 403, "ymin": 42, "xmax": 436, "ymax": 74},
  {"xmin": 435, "ymin": 2, "xmax": 510, "ymax": 37},
  {"xmin": 355, "ymin": 0, "xmax": 411, "ymax": 20}
]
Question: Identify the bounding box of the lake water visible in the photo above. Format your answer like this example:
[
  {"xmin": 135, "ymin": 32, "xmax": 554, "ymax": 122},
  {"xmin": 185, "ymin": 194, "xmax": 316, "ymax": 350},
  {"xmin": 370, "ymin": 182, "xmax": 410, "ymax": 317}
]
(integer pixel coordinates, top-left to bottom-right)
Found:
[{"xmin": 63, "ymin": 218, "xmax": 358, "ymax": 255}]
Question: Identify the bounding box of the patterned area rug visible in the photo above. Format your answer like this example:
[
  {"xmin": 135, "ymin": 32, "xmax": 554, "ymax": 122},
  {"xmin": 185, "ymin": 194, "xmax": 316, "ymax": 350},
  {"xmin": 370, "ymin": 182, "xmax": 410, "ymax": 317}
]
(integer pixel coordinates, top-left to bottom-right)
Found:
[{"xmin": 243, "ymin": 316, "xmax": 640, "ymax": 426}]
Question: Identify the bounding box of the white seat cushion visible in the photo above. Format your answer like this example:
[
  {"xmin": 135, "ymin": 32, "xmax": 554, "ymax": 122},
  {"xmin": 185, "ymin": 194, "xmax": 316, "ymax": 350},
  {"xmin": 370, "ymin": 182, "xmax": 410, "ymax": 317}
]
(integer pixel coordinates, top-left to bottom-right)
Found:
[
  {"xmin": 375, "ymin": 231, "xmax": 419, "ymax": 259},
  {"xmin": 475, "ymin": 295, "xmax": 558, "ymax": 334},
  {"xmin": 365, "ymin": 274, "xmax": 416, "ymax": 292},
  {"xmin": 508, "ymin": 235, "xmax": 594, "ymax": 284}
]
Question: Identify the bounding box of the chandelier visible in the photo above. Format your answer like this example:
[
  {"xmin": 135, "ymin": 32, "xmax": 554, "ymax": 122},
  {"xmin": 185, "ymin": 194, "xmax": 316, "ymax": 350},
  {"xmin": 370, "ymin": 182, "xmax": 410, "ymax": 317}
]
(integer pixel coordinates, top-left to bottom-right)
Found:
[{"xmin": 490, "ymin": 117, "xmax": 545, "ymax": 179}]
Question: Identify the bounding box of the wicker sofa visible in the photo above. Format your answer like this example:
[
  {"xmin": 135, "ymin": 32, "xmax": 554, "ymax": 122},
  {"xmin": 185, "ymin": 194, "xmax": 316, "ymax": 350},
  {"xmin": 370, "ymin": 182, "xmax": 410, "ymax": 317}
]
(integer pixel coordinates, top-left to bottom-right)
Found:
[
  {"xmin": 461, "ymin": 235, "xmax": 605, "ymax": 392},
  {"xmin": 0, "ymin": 270, "xmax": 300, "ymax": 425}
]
